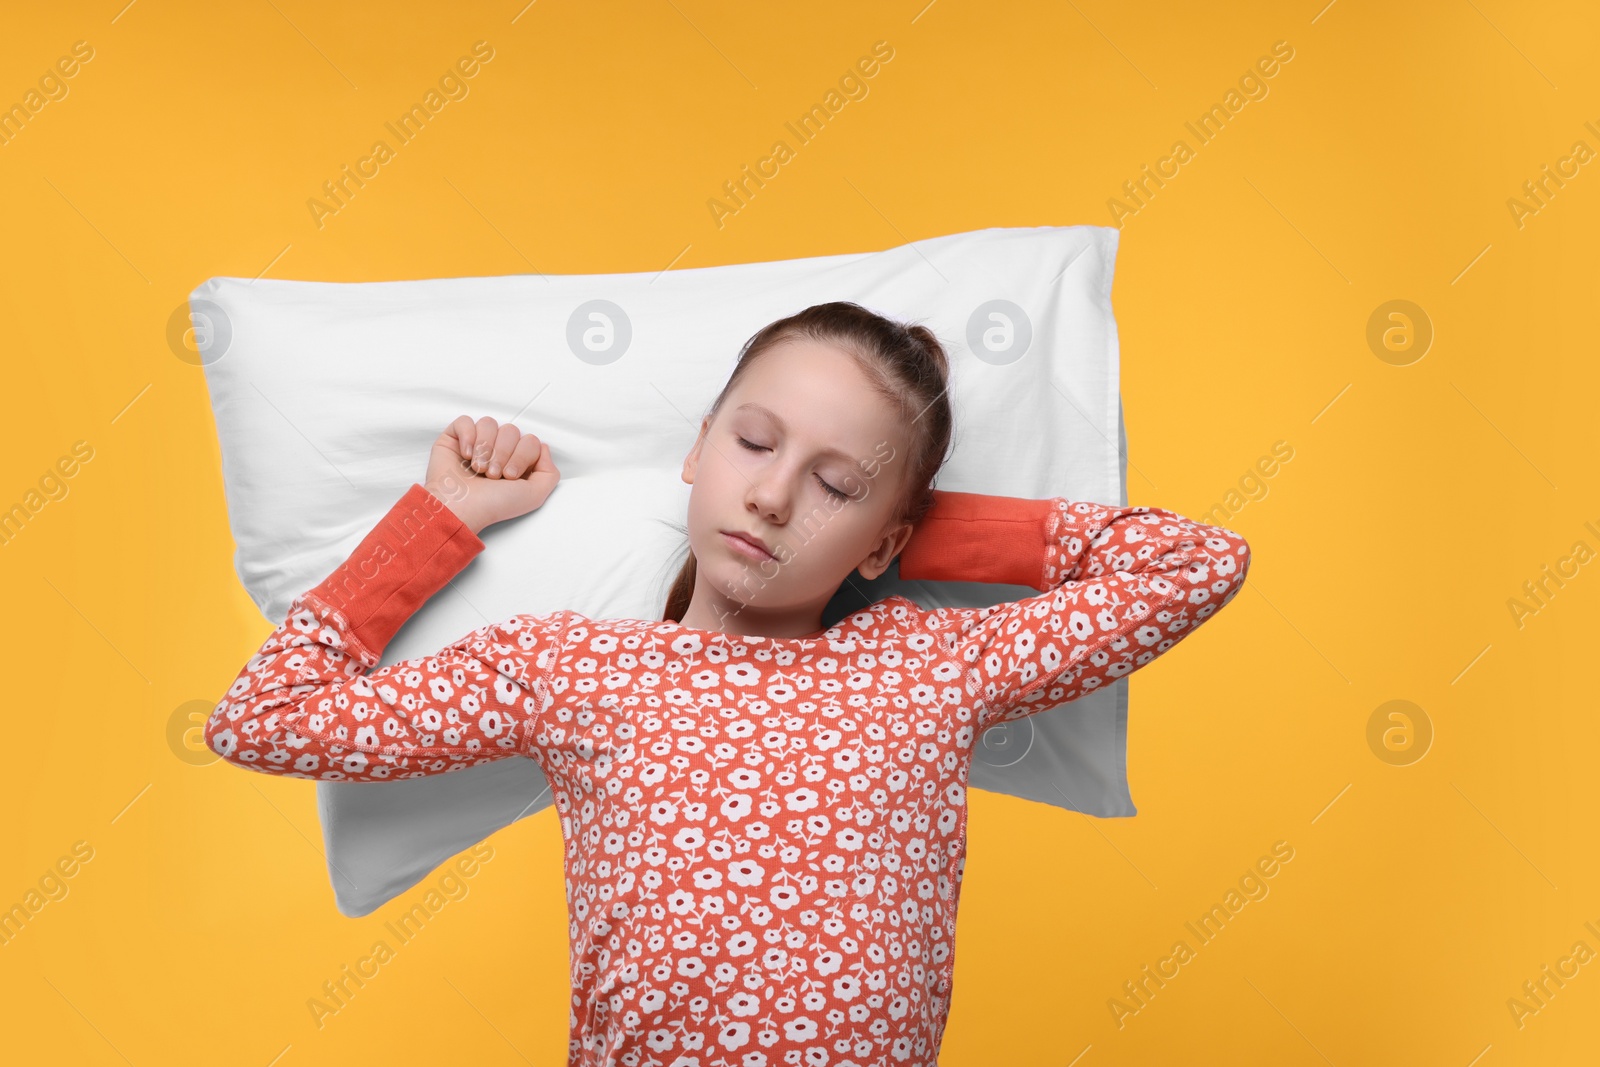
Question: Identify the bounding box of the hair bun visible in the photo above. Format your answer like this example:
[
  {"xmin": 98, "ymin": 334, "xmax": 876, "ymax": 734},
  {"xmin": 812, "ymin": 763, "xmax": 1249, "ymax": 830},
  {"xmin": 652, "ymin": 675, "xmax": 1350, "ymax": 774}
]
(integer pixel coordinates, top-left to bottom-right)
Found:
[{"xmin": 904, "ymin": 322, "xmax": 951, "ymax": 383}]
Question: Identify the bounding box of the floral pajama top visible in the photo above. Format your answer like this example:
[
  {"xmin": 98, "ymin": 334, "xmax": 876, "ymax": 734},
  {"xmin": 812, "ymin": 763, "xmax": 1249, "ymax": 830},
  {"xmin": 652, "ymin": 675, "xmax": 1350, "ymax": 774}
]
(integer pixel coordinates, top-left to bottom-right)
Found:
[{"xmin": 207, "ymin": 484, "xmax": 1251, "ymax": 1066}]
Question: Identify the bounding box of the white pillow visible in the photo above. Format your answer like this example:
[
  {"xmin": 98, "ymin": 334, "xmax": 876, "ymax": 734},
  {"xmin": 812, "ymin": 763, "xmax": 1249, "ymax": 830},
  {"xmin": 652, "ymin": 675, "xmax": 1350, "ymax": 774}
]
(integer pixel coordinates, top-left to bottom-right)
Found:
[{"xmin": 194, "ymin": 224, "xmax": 1132, "ymax": 917}]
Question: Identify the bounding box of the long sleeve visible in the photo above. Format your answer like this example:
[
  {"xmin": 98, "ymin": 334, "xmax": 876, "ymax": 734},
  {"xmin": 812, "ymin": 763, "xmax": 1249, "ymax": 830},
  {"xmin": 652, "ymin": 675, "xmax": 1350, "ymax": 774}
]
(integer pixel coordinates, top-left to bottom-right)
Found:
[
  {"xmin": 205, "ymin": 484, "xmax": 571, "ymax": 782},
  {"xmin": 896, "ymin": 490, "xmax": 1251, "ymax": 730}
]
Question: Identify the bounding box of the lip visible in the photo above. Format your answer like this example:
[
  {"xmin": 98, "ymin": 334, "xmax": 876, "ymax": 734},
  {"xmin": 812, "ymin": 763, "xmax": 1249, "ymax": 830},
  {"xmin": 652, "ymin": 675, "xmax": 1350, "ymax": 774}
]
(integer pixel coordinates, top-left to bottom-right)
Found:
[{"xmin": 721, "ymin": 530, "xmax": 776, "ymax": 562}]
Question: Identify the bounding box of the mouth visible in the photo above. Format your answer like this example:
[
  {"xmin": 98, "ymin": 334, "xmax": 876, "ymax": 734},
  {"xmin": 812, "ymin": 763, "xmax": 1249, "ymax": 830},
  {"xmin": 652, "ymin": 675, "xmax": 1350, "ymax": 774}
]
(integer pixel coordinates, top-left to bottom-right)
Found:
[{"xmin": 721, "ymin": 530, "xmax": 776, "ymax": 562}]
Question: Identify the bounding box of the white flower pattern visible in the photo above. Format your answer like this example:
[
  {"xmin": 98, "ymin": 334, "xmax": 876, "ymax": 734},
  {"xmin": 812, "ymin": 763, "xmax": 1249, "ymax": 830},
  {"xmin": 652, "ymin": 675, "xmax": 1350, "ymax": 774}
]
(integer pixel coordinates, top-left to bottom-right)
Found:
[{"xmin": 208, "ymin": 489, "xmax": 1250, "ymax": 1066}]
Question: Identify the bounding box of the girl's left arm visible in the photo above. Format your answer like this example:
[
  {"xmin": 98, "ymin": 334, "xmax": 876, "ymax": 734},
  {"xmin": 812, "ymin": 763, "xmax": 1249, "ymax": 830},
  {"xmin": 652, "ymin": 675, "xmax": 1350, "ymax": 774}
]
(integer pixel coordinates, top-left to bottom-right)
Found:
[
  {"xmin": 204, "ymin": 485, "xmax": 571, "ymax": 782},
  {"xmin": 897, "ymin": 490, "xmax": 1251, "ymax": 731}
]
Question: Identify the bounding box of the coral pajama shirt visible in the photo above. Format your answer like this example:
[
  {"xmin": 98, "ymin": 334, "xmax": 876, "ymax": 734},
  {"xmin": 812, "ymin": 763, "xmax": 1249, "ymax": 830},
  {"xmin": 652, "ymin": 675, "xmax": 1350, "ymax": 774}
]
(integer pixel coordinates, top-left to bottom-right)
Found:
[{"xmin": 207, "ymin": 485, "xmax": 1251, "ymax": 1066}]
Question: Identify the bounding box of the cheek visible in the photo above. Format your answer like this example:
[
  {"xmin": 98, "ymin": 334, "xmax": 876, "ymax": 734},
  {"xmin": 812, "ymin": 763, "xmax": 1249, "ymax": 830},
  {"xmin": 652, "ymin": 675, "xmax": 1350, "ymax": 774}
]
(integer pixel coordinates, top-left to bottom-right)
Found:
[
  {"xmin": 687, "ymin": 469, "xmax": 740, "ymax": 543},
  {"xmin": 707, "ymin": 448, "xmax": 749, "ymax": 489},
  {"xmin": 784, "ymin": 518, "xmax": 855, "ymax": 571}
]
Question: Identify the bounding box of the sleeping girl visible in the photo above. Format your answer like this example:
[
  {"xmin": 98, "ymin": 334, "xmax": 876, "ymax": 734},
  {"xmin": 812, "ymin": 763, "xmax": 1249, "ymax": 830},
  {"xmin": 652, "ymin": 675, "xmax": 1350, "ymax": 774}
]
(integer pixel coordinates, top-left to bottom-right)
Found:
[{"xmin": 206, "ymin": 300, "xmax": 1251, "ymax": 1067}]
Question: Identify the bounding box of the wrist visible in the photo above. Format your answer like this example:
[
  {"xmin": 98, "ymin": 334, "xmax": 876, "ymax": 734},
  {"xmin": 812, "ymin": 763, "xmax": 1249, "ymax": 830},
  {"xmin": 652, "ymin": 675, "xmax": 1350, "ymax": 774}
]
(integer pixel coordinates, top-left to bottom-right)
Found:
[{"xmin": 423, "ymin": 481, "xmax": 487, "ymax": 536}]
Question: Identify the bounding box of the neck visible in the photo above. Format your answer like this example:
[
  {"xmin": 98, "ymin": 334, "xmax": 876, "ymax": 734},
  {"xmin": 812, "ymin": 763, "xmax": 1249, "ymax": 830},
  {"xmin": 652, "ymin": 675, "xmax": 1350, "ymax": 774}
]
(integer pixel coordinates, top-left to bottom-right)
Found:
[{"xmin": 677, "ymin": 579, "xmax": 829, "ymax": 639}]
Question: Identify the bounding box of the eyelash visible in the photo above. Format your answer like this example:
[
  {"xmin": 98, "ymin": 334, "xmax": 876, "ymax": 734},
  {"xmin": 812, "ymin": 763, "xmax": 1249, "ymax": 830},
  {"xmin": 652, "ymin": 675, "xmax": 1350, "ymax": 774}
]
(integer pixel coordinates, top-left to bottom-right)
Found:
[{"xmin": 736, "ymin": 436, "xmax": 849, "ymax": 501}]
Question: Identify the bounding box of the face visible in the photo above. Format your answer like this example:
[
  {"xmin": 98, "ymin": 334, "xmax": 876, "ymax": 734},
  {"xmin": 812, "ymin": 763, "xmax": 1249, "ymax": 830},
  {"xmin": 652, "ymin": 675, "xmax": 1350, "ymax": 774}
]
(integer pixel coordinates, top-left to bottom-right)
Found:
[{"xmin": 678, "ymin": 337, "xmax": 917, "ymax": 637}]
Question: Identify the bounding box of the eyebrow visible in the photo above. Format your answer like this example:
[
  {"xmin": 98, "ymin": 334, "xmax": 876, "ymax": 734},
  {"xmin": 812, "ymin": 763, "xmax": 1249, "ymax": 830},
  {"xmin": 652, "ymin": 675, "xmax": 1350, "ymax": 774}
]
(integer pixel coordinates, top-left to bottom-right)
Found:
[{"xmin": 733, "ymin": 403, "xmax": 859, "ymax": 464}]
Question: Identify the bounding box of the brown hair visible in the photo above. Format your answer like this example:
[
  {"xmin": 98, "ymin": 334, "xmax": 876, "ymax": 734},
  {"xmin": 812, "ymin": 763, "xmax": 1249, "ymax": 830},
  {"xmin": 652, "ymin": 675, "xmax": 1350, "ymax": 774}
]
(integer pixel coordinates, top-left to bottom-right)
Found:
[{"xmin": 659, "ymin": 300, "xmax": 955, "ymax": 623}]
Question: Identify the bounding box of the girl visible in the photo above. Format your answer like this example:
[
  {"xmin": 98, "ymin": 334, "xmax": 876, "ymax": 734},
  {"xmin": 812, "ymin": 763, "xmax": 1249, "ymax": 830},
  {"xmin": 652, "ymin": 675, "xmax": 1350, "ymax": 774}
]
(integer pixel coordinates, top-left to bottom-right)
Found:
[{"xmin": 207, "ymin": 301, "xmax": 1251, "ymax": 1067}]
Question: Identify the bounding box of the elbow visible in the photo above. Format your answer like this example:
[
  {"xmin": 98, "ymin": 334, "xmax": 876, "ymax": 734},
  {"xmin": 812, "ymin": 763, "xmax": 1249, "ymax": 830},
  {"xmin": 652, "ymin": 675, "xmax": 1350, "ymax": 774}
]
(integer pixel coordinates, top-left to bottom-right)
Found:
[
  {"xmin": 203, "ymin": 692, "xmax": 280, "ymax": 775},
  {"xmin": 1219, "ymin": 533, "xmax": 1251, "ymax": 600},
  {"xmin": 1186, "ymin": 520, "xmax": 1251, "ymax": 604},
  {"xmin": 204, "ymin": 665, "xmax": 334, "ymax": 777},
  {"xmin": 203, "ymin": 697, "xmax": 243, "ymax": 767},
  {"xmin": 204, "ymin": 692, "xmax": 342, "ymax": 779},
  {"xmin": 1201, "ymin": 518, "xmax": 1250, "ymax": 573},
  {"xmin": 204, "ymin": 709, "xmax": 306, "ymax": 778},
  {"xmin": 204, "ymin": 671, "xmax": 256, "ymax": 769}
]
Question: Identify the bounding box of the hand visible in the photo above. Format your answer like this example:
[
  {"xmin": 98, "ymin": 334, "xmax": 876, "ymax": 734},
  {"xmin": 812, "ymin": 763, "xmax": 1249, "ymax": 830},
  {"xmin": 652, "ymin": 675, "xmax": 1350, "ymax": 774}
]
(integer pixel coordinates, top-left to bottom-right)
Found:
[{"xmin": 423, "ymin": 416, "xmax": 561, "ymax": 535}]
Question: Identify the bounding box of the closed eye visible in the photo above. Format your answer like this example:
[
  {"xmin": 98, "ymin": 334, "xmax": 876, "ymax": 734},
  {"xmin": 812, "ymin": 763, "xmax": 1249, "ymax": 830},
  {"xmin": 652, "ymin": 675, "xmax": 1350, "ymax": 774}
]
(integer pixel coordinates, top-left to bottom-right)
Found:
[{"xmin": 736, "ymin": 436, "xmax": 849, "ymax": 501}]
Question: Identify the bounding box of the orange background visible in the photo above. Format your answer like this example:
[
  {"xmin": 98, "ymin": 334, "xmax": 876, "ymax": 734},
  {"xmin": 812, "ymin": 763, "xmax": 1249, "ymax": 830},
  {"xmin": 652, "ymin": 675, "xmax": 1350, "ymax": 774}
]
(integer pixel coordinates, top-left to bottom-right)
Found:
[{"xmin": 2, "ymin": 1, "xmax": 1596, "ymax": 1063}]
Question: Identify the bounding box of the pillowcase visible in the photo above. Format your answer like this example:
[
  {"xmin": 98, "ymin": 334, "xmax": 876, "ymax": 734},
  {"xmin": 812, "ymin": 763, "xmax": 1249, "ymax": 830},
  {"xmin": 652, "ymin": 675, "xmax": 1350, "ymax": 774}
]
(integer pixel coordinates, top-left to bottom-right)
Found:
[{"xmin": 194, "ymin": 224, "xmax": 1133, "ymax": 917}]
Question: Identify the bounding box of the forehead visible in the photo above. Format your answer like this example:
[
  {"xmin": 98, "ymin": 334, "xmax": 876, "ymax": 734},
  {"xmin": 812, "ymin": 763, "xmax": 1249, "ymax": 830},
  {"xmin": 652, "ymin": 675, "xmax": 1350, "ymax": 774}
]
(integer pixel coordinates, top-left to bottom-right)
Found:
[{"xmin": 726, "ymin": 338, "xmax": 907, "ymax": 458}]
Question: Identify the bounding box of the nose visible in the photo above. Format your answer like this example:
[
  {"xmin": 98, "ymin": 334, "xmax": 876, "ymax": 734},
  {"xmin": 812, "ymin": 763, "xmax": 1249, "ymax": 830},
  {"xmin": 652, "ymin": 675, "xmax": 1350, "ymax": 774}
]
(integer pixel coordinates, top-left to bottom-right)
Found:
[{"xmin": 745, "ymin": 465, "xmax": 790, "ymax": 526}]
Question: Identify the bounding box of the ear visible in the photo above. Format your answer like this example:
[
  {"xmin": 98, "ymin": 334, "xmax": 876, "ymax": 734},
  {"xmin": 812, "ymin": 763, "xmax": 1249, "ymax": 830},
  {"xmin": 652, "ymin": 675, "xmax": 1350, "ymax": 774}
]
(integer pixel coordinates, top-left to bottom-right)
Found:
[
  {"xmin": 681, "ymin": 417, "xmax": 710, "ymax": 485},
  {"xmin": 855, "ymin": 519, "xmax": 916, "ymax": 582}
]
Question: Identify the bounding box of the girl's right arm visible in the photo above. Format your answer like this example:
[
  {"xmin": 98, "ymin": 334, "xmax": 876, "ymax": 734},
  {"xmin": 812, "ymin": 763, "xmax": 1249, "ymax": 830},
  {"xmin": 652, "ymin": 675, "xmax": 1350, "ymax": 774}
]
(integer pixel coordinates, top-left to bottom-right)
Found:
[{"xmin": 205, "ymin": 418, "xmax": 570, "ymax": 783}]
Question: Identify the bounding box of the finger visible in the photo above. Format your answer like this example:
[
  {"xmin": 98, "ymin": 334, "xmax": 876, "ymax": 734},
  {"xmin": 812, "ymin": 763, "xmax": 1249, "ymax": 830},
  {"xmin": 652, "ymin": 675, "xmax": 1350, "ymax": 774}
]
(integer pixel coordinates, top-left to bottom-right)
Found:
[
  {"xmin": 522, "ymin": 441, "xmax": 560, "ymax": 508},
  {"xmin": 449, "ymin": 415, "xmax": 477, "ymax": 461},
  {"xmin": 472, "ymin": 417, "xmax": 498, "ymax": 471},
  {"xmin": 487, "ymin": 422, "xmax": 521, "ymax": 477},
  {"xmin": 536, "ymin": 439, "xmax": 559, "ymax": 477},
  {"xmin": 502, "ymin": 432, "xmax": 542, "ymax": 478}
]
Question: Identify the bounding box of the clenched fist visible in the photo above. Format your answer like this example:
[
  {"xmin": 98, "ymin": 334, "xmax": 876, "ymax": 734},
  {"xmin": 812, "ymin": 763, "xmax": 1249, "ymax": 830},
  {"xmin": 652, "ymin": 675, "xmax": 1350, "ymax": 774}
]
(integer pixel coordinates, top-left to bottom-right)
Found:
[{"xmin": 423, "ymin": 416, "xmax": 561, "ymax": 535}]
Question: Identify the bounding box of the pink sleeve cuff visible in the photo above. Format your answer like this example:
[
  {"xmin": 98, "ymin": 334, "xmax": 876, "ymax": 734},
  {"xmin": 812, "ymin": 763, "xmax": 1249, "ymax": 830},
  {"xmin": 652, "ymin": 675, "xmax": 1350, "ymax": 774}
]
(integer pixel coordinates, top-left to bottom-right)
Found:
[{"xmin": 306, "ymin": 484, "xmax": 486, "ymax": 656}]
